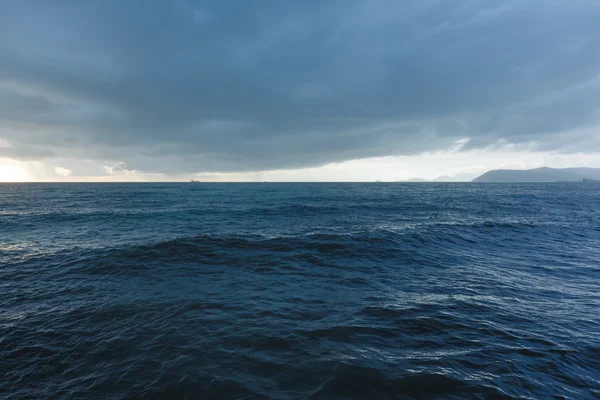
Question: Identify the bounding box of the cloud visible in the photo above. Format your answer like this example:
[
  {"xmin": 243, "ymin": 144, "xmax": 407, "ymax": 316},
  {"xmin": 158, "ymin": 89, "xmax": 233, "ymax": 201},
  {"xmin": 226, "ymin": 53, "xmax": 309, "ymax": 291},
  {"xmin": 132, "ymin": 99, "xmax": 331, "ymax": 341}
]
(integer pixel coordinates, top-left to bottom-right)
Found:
[
  {"xmin": 53, "ymin": 166, "xmax": 72, "ymax": 177},
  {"xmin": 0, "ymin": 0, "xmax": 599, "ymax": 173},
  {"xmin": 104, "ymin": 162, "xmax": 134, "ymax": 176}
]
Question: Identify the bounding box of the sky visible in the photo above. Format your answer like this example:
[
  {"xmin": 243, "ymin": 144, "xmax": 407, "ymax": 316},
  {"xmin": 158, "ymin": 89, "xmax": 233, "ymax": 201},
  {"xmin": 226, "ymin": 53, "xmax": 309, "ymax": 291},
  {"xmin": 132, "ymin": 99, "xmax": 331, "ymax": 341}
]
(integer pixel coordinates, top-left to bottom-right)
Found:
[{"xmin": 0, "ymin": 0, "xmax": 599, "ymax": 182}]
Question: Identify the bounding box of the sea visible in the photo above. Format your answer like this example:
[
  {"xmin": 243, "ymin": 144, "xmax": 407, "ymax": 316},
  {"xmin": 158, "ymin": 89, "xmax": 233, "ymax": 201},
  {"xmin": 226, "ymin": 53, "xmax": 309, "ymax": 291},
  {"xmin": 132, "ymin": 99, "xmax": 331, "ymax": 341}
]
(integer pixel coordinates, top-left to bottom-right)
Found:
[{"xmin": 1, "ymin": 183, "xmax": 599, "ymax": 399}]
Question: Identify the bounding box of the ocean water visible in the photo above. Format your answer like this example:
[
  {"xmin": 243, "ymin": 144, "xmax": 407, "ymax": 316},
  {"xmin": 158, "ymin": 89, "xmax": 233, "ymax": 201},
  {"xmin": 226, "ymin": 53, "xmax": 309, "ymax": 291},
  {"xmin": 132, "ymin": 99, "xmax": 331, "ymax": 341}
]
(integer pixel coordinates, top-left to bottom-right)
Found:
[{"xmin": 1, "ymin": 183, "xmax": 599, "ymax": 399}]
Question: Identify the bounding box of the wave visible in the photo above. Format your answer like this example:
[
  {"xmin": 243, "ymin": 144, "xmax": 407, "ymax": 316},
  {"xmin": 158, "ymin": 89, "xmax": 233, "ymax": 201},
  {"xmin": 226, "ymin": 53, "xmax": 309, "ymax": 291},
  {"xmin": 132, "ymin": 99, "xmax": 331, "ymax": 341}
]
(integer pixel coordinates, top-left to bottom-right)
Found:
[
  {"xmin": 3, "ymin": 214, "xmax": 596, "ymax": 276},
  {"xmin": 309, "ymin": 363, "xmax": 518, "ymax": 399}
]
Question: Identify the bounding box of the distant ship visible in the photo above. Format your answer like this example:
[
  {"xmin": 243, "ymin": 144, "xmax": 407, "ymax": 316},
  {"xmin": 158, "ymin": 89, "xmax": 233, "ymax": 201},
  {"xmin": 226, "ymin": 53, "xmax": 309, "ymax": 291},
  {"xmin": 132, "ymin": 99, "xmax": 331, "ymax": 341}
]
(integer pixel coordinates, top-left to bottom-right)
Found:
[
  {"xmin": 190, "ymin": 180, "xmax": 200, "ymax": 183},
  {"xmin": 578, "ymin": 178, "xmax": 599, "ymax": 182}
]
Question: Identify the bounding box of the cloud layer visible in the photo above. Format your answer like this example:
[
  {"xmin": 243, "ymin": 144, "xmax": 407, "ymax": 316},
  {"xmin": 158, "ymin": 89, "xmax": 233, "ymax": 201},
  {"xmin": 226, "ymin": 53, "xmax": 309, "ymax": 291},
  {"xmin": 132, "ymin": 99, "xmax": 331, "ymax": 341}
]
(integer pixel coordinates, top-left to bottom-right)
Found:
[{"xmin": 1, "ymin": 0, "xmax": 599, "ymax": 173}]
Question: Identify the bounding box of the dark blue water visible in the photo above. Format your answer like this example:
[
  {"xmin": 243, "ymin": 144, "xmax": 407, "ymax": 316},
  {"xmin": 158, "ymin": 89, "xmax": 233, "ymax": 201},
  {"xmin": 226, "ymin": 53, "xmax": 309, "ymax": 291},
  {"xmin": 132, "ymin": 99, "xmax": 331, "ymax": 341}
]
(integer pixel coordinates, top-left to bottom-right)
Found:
[{"xmin": 1, "ymin": 183, "xmax": 599, "ymax": 399}]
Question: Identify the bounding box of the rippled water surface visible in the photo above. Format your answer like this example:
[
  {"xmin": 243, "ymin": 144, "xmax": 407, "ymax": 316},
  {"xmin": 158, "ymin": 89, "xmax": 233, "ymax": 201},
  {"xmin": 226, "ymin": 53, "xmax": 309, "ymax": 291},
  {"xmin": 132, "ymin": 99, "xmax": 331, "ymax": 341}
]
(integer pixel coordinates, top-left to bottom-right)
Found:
[{"xmin": 1, "ymin": 183, "xmax": 599, "ymax": 399}]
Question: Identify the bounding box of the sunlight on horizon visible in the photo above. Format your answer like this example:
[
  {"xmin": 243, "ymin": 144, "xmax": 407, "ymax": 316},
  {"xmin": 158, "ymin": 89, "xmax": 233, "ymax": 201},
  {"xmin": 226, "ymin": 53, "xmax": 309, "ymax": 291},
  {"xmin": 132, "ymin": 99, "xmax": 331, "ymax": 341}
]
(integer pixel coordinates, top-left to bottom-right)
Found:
[
  {"xmin": 0, "ymin": 164, "xmax": 29, "ymax": 182},
  {"xmin": 2, "ymin": 149, "xmax": 600, "ymax": 183}
]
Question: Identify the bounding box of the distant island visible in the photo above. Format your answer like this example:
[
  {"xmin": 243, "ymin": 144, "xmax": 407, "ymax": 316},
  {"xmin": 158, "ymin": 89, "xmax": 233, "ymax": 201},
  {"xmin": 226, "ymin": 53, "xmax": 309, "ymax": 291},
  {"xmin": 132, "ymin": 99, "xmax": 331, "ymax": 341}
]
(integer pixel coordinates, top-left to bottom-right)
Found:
[
  {"xmin": 472, "ymin": 167, "xmax": 600, "ymax": 182},
  {"xmin": 399, "ymin": 172, "xmax": 478, "ymax": 182}
]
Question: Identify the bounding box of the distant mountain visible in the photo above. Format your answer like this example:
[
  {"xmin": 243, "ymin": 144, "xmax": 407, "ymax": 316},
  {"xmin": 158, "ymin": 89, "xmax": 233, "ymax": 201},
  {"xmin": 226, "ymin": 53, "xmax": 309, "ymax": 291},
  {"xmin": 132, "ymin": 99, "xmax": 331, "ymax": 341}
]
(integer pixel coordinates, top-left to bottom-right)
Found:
[
  {"xmin": 432, "ymin": 173, "xmax": 479, "ymax": 182},
  {"xmin": 473, "ymin": 167, "xmax": 600, "ymax": 182},
  {"xmin": 401, "ymin": 172, "xmax": 478, "ymax": 182}
]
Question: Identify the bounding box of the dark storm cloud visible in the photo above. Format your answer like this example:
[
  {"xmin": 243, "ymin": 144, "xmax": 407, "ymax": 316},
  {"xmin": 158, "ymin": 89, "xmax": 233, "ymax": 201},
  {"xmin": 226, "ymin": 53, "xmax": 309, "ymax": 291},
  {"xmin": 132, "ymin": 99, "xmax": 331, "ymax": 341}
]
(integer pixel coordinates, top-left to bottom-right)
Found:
[{"xmin": 0, "ymin": 0, "xmax": 599, "ymax": 172}]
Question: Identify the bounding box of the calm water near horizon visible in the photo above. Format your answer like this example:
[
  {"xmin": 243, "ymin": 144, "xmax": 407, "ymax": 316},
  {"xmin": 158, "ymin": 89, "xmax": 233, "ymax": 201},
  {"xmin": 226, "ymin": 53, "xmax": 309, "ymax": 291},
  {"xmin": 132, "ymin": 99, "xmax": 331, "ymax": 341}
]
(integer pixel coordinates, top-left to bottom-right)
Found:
[{"xmin": 1, "ymin": 183, "xmax": 599, "ymax": 399}]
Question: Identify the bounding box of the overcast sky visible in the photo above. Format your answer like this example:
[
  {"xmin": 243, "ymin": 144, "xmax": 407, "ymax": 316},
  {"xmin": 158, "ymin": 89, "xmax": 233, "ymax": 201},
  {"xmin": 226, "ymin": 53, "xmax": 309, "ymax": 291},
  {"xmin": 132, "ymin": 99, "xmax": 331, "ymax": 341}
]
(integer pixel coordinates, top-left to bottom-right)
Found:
[{"xmin": 1, "ymin": 0, "xmax": 599, "ymax": 181}]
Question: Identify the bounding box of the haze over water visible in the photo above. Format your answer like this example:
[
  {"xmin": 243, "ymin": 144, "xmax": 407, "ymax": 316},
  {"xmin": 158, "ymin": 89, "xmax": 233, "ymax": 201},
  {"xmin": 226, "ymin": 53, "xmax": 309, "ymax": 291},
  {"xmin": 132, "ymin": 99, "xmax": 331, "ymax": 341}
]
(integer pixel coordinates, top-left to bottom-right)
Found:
[{"xmin": 1, "ymin": 183, "xmax": 599, "ymax": 399}]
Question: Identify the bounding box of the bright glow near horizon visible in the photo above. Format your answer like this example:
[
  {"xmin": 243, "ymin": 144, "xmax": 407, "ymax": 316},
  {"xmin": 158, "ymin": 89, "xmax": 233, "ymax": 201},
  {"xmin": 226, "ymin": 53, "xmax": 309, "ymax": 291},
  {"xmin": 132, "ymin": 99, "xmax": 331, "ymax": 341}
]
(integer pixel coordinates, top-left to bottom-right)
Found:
[
  {"xmin": 2, "ymin": 148, "xmax": 599, "ymax": 182},
  {"xmin": 0, "ymin": 164, "xmax": 28, "ymax": 182}
]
